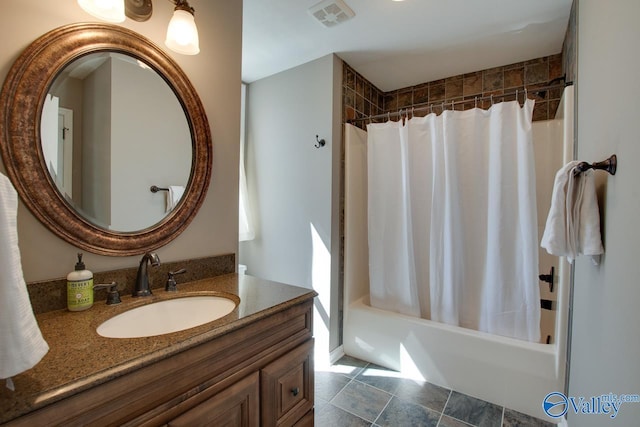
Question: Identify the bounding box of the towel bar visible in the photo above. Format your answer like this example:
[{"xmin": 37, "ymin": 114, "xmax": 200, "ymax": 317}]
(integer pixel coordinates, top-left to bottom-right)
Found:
[
  {"xmin": 573, "ymin": 154, "xmax": 617, "ymax": 176},
  {"xmin": 150, "ymin": 185, "xmax": 169, "ymax": 193}
]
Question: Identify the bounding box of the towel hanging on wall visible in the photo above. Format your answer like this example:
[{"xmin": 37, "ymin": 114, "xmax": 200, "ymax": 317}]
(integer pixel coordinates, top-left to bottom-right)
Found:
[
  {"xmin": 166, "ymin": 185, "xmax": 185, "ymax": 212},
  {"xmin": 541, "ymin": 161, "xmax": 604, "ymax": 264},
  {"xmin": 0, "ymin": 173, "xmax": 49, "ymax": 390}
]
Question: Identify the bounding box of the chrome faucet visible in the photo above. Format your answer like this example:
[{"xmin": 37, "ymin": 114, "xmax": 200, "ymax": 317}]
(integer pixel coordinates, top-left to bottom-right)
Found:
[{"xmin": 133, "ymin": 252, "xmax": 160, "ymax": 297}]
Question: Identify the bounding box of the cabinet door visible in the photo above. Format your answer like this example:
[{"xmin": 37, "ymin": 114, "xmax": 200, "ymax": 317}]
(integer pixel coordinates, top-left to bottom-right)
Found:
[
  {"xmin": 261, "ymin": 339, "xmax": 314, "ymax": 427},
  {"xmin": 168, "ymin": 372, "xmax": 259, "ymax": 427}
]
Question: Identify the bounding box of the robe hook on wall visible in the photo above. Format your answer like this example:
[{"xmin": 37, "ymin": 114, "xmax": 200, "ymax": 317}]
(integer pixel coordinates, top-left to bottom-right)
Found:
[{"xmin": 315, "ymin": 135, "xmax": 326, "ymax": 148}]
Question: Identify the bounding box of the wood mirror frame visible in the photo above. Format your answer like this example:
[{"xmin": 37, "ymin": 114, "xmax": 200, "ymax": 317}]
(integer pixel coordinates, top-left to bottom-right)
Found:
[{"xmin": 0, "ymin": 23, "xmax": 212, "ymax": 256}]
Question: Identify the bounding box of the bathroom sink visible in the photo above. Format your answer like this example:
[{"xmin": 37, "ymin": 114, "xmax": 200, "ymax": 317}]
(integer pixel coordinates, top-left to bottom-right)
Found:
[{"xmin": 96, "ymin": 295, "xmax": 237, "ymax": 338}]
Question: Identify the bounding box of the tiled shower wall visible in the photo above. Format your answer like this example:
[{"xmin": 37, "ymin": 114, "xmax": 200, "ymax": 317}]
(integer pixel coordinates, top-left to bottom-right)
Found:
[
  {"xmin": 343, "ymin": 53, "xmax": 565, "ymax": 129},
  {"xmin": 562, "ymin": 0, "xmax": 577, "ymax": 84},
  {"xmin": 343, "ymin": 69, "xmax": 385, "ymax": 125}
]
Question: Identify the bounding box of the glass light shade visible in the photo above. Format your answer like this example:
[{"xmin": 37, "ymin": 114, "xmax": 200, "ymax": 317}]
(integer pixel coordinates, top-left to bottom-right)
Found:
[
  {"xmin": 165, "ymin": 10, "xmax": 200, "ymax": 55},
  {"xmin": 77, "ymin": 0, "xmax": 125, "ymax": 23}
]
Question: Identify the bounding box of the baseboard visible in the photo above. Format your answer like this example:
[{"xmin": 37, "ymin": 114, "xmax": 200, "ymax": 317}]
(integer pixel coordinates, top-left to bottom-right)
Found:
[{"xmin": 329, "ymin": 345, "xmax": 345, "ymax": 364}]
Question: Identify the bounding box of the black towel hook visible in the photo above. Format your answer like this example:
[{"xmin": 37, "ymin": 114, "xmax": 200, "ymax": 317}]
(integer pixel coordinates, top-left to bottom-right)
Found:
[
  {"xmin": 573, "ymin": 154, "xmax": 617, "ymax": 176},
  {"xmin": 315, "ymin": 135, "xmax": 326, "ymax": 148}
]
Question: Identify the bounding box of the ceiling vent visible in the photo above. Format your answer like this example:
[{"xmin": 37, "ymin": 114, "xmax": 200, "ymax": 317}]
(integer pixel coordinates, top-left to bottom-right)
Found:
[{"xmin": 308, "ymin": 0, "xmax": 355, "ymax": 28}]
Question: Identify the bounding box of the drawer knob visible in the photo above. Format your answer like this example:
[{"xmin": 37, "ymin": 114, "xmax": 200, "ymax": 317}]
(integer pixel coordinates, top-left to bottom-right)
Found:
[{"xmin": 291, "ymin": 387, "xmax": 300, "ymax": 397}]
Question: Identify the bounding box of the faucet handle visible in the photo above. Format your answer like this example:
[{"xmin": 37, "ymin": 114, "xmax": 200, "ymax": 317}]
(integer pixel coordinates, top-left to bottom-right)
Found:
[
  {"xmin": 165, "ymin": 269, "xmax": 187, "ymax": 292},
  {"xmin": 94, "ymin": 282, "xmax": 122, "ymax": 305}
]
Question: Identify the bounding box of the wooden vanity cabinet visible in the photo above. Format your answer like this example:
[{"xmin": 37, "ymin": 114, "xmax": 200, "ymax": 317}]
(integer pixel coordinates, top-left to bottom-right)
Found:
[
  {"xmin": 6, "ymin": 299, "xmax": 314, "ymax": 427},
  {"xmin": 166, "ymin": 372, "xmax": 260, "ymax": 426}
]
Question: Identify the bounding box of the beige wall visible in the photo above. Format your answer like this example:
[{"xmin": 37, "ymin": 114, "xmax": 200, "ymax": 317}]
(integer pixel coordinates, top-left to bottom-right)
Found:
[
  {"xmin": 0, "ymin": 0, "xmax": 242, "ymax": 282},
  {"xmin": 239, "ymin": 54, "xmax": 343, "ymax": 354},
  {"xmin": 569, "ymin": 0, "xmax": 640, "ymax": 424}
]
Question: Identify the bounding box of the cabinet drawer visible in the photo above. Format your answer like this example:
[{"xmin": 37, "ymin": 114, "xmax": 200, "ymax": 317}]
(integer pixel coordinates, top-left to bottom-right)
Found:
[
  {"xmin": 261, "ymin": 339, "xmax": 314, "ymax": 427},
  {"xmin": 293, "ymin": 410, "xmax": 314, "ymax": 427},
  {"xmin": 168, "ymin": 372, "xmax": 259, "ymax": 427}
]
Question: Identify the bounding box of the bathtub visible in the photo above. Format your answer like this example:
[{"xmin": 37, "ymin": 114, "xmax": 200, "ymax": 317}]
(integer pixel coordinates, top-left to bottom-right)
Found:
[
  {"xmin": 343, "ymin": 91, "xmax": 573, "ymax": 423},
  {"xmin": 343, "ymin": 292, "xmax": 566, "ymax": 422}
]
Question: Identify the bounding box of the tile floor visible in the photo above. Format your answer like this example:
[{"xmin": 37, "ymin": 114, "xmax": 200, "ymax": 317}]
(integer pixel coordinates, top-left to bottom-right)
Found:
[{"xmin": 315, "ymin": 356, "xmax": 556, "ymax": 427}]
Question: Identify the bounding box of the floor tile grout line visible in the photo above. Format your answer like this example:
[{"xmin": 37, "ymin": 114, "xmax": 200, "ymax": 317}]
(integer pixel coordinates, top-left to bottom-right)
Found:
[
  {"xmin": 352, "ymin": 366, "xmax": 460, "ymax": 424},
  {"xmin": 349, "ymin": 377, "xmax": 398, "ymax": 396},
  {"xmin": 350, "ymin": 375, "xmax": 455, "ymax": 426},
  {"xmin": 439, "ymin": 388, "xmax": 512, "ymax": 427},
  {"xmin": 327, "ymin": 377, "xmax": 355, "ymax": 405},
  {"xmin": 327, "ymin": 376, "xmax": 384, "ymax": 425},
  {"xmin": 370, "ymin": 391, "xmax": 394, "ymax": 426},
  {"xmin": 437, "ymin": 412, "xmax": 487, "ymax": 427},
  {"xmin": 325, "ymin": 400, "xmax": 373, "ymax": 424},
  {"xmin": 331, "ymin": 362, "xmax": 403, "ymax": 425},
  {"xmin": 386, "ymin": 376, "xmax": 453, "ymax": 415},
  {"xmin": 435, "ymin": 389, "xmax": 453, "ymax": 426},
  {"xmin": 338, "ymin": 376, "xmax": 395, "ymax": 424}
]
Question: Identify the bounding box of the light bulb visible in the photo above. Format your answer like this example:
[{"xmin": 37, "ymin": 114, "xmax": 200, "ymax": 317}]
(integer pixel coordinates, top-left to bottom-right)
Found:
[
  {"xmin": 77, "ymin": 0, "xmax": 125, "ymax": 23},
  {"xmin": 165, "ymin": 9, "xmax": 200, "ymax": 55}
]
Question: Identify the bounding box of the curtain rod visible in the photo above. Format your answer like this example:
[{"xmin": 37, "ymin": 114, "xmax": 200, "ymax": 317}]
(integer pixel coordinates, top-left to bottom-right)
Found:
[{"xmin": 348, "ymin": 83, "xmax": 571, "ymax": 123}]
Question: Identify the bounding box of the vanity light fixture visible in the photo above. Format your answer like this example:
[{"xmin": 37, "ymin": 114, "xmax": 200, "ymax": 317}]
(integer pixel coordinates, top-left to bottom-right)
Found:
[
  {"xmin": 77, "ymin": 0, "xmax": 200, "ymax": 56},
  {"xmin": 165, "ymin": 0, "xmax": 200, "ymax": 55}
]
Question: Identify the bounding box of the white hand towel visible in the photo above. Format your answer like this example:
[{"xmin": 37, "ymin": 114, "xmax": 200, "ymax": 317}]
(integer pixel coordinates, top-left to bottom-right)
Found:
[
  {"xmin": 541, "ymin": 161, "xmax": 578, "ymax": 259},
  {"xmin": 0, "ymin": 173, "xmax": 49, "ymax": 386},
  {"xmin": 576, "ymin": 170, "xmax": 605, "ymax": 261},
  {"xmin": 165, "ymin": 185, "xmax": 185, "ymax": 212},
  {"xmin": 541, "ymin": 161, "xmax": 604, "ymax": 263}
]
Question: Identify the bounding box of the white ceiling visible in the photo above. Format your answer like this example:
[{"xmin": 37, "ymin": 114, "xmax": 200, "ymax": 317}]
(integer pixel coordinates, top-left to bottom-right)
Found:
[{"xmin": 242, "ymin": 0, "xmax": 573, "ymax": 92}]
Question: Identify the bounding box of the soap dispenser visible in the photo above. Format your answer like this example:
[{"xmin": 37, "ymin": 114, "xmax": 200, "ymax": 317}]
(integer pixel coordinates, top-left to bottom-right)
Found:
[{"xmin": 67, "ymin": 253, "xmax": 94, "ymax": 311}]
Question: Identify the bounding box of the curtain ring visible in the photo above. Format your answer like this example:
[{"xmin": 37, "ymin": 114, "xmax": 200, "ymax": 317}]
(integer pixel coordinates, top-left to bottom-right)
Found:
[{"xmin": 524, "ymin": 87, "xmax": 528, "ymax": 100}]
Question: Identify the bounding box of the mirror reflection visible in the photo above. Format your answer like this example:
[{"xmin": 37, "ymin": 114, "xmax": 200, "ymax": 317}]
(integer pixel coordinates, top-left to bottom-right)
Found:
[{"xmin": 41, "ymin": 52, "xmax": 192, "ymax": 232}]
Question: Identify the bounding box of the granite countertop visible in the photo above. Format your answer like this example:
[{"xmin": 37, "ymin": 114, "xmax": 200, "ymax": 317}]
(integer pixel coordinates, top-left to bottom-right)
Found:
[{"xmin": 0, "ymin": 273, "xmax": 316, "ymax": 423}]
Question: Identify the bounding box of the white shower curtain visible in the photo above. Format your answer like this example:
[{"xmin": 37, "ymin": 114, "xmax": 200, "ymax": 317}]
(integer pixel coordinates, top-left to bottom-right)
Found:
[{"xmin": 367, "ymin": 100, "xmax": 540, "ymax": 342}]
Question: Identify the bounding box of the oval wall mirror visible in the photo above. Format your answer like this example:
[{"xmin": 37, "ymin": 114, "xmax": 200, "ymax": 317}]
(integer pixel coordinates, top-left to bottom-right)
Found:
[
  {"xmin": 42, "ymin": 51, "xmax": 193, "ymax": 232},
  {"xmin": 0, "ymin": 23, "xmax": 212, "ymax": 256}
]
